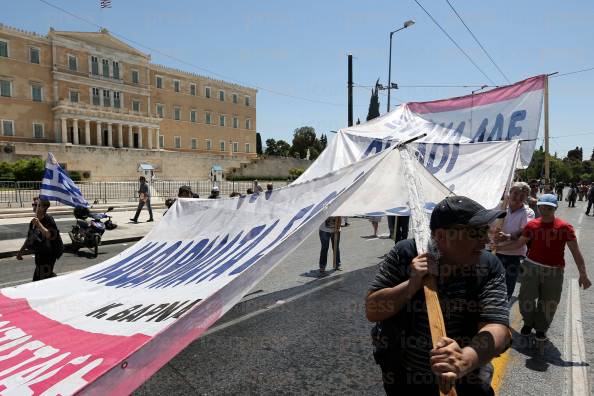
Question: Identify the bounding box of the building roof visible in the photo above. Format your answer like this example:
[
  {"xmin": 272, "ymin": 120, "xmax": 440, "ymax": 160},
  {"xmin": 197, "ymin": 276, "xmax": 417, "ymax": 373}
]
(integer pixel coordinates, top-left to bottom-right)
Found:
[{"xmin": 51, "ymin": 28, "xmax": 150, "ymax": 59}]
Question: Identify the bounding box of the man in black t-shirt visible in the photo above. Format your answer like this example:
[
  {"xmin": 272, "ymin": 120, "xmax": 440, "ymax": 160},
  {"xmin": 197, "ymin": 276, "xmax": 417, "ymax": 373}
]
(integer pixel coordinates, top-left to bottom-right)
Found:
[
  {"xmin": 17, "ymin": 199, "xmax": 60, "ymax": 281},
  {"xmin": 366, "ymin": 196, "xmax": 511, "ymax": 395}
]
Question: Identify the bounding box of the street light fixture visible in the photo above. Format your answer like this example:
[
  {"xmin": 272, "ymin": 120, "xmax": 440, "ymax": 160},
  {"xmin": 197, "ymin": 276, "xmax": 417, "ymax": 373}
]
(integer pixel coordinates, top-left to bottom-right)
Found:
[{"xmin": 388, "ymin": 19, "xmax": 415, "ymax": 112}]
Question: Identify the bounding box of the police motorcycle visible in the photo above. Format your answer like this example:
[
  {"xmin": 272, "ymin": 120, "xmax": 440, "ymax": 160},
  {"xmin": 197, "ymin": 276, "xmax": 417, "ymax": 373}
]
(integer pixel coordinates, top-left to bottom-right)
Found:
[{"xmin": 69, "ymin": 206, "xmax": 117, "ymax": 257}]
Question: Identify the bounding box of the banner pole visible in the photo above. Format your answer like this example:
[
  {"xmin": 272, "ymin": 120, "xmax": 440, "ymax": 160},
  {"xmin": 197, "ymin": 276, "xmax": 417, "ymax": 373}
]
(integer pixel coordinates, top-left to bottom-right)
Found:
[
  {"xmin": 333, "ymin": 217, "xmax": 340, "ymax": 270},
  {"xmin": 544, "ymin": 75, "xmax": 550, "ymax": 181}
]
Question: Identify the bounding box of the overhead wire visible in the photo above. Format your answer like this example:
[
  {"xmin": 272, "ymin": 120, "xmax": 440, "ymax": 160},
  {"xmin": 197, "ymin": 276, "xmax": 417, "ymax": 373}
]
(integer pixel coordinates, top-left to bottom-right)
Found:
[
  {"xmin": 444, "ymin": 0, "xmax": 510, "ymax": 84},
  {"xmin": 551, "ymin": 66, "xmax": 594, "ymax": 78},
  {"xmin": 412, "ymin": 0, "xmax": 496, "ymax": 85},
  {"xmin": 37, "ymin": 0, "xmax": 357, "ymax": 108}
]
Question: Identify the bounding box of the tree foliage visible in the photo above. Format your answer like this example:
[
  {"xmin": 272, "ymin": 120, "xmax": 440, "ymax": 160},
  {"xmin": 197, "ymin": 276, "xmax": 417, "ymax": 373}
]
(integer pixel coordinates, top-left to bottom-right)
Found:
[
  {"xmin": 0, "ymin": 157, "xmax": 45, "ymax": 181},
  {"xmin": 264, "ymin": 138, "xmax": 291, "ymax": 157},
  {"xmin": 521, "ymin": 145, "xmax": 594, "ymax": 183},
  {"xmin": 366, "ymin": 79, "xmax": 381, "ymax": 121},
  {"xmin": 256, "ymin": 133, "xmax": 263, "ymax": 155}
]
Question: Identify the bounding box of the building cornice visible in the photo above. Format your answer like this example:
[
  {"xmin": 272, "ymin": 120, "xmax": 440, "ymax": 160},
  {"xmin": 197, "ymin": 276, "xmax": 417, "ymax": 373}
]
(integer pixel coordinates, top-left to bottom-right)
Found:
[
  {"xmin": 150, "ymin": 63, "xmax": 258, "ymax": 94},
  {"xmin": 53, "ymin": 100, "xmax": 162, "ymax": 127},
  {"xmin": 53, "ymin": 70, "xmax": 150, "ymax": 96},
  {"xmin": 0, "ymin": 23, "xmax": 49, "ymax": 44}
]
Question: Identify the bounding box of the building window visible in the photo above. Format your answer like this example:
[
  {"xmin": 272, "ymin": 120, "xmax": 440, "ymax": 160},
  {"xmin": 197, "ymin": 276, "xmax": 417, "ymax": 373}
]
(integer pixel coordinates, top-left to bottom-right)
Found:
[
  {"xmin": 91, "ymin": 56, "xmax": 99, "ymax": 75},
  {"xmin": 2, "ymin": 120, "xmax": 14, "ymax": 136},
  {"xmin": 219, "ymin": 140, "xmax": 225, "ymax": 152},
  {"xmin": 159, "ymin": 135, "xmax": 164, "ymax": 148},
  {"xmin": 174, "ymin": 80, "xmax": 180, "ymax": 92},
  {"xmin": 156, "ymin": 103, "xmax": 164, "ymax": 118},
  {"xmin": 174, "ymin": 106, "xmax": 181, "ymax": 121},
  {"xmin": 68, "ymin": 55, "xmax": 77, "ymax": 71},
  {"xmin": 233, "ymin": 117, "xmax": 239, "ymax": 129},
  {"xmin": 156, "ymin": 76, "xmax": 163, "ymax": 89},
  {"xmin": 245, "ymin": 119, "xmax": 252, "ymax": 130},
  {"xmin": 174, "ymin": 136, "xmax": 181, "ymax": 148},
  {"xmin": 112, "ymin": 61, "xmax": 120, "ymax": 80},
  {"xmin": 31, "ymin": 84, "xmax": 42, "ymax": 102},
  {"xmin": 219, "ymin": 90, "xmax": 225, "ymax": 101},
  {"xmin": 206, "ymin": 139, "xmax": 212, "ymax": 150},
  {"xmin": 205, "ymin": 86, "xmax": 211, "ymax": 98},
  {"xmin": 233, "ymin": 142, "xmax": 239, "ymax": 152},
  {"xmin": 132, "ymin": 70, "xmax": 139, "ymax": 84},
  {"xmin": 191, "ymin": 138, "xmax": 197, "ymax": 150},
  {"xmin": 205, "ymin": 112, "xmax": 212, "ymax": 124},
  {"xmin": 33, "ymin": 123, "xmax": 44, "ymax": 138},
  {"xmin": 232, "ymin": 93, "xmax": 238, "ymax": 104},
  {"xmin": 0, "ymin": 80, "xmax": 11, "ymax": 97},
  {"xmin": 70, "ymin": 90, "xmax": 79, "ymax": 103},
  {"xmin": 92, "ymin": 87, "xmax": 100, "ymax": 105},
  {"xmin": 245, "ymin": 96, "xmax": 251, "ymax": 106},
  {"xmin": 132, "ymin": 100, "xmax": 140, "ymax": 112},
  {"xmin": 29, "ymin": 47, "xmax": 40, "ymax": 64},
  {"xmin": 190, "ymin": 110, "xmax": 197, "ymax": 123},
  {"xmin": 102, "ymin": 59, "xmax": 109, "ymax": 77},
  {"xmin": 219, "ymin": 115, "xmax": 225, "ymax": 127},
  {"xmin": 113, "ymin": 92, "xmax": 121, "ymax": 108},
  {"xmin": 0, "ymin": 40, "xmax": 7, "ymax": 57},
  {"xmin": 103, "ymin": 89, "xmax": 111, "ymax": 107},
  {"xmin": 190, "ymin": 83, "xmax": 196, "ymax": 96},
  {"xmin": 245, "ymin": 143, "xmax": 251, "ymax": 153}
]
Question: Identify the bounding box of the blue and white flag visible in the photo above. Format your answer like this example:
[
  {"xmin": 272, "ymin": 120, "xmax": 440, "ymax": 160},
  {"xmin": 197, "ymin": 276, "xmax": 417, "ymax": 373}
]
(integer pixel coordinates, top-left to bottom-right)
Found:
[{"xmin": 39, "ymin": 152, "xmax": 89, "ymax": 208}]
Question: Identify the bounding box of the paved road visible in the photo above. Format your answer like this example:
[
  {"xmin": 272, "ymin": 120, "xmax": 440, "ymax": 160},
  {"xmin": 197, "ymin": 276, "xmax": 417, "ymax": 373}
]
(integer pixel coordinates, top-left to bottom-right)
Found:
[{"xmin": 1, "ymin": 206, "xmax": 592, "ymax": 395}]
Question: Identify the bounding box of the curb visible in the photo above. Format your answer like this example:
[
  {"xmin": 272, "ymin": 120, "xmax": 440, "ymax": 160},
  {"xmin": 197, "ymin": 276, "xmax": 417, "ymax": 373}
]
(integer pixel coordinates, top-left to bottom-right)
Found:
[{"xmin": 0, "ymin": 236, "xmax": 143, "ymax": 259}]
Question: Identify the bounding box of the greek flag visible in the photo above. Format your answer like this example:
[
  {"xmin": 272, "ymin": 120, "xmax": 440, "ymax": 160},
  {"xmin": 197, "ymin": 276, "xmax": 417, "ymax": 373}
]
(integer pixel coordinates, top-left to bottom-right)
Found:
[{"xmin": 40, "ymin": 153, "xmax": 89, "ymax": 208}]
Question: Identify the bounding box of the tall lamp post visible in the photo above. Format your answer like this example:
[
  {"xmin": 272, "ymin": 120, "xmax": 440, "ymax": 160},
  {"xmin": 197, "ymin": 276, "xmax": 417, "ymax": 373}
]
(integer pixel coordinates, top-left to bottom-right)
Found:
[{"xmin": 387, "ymin": 19, "xmax": 415, "ymax": 112}]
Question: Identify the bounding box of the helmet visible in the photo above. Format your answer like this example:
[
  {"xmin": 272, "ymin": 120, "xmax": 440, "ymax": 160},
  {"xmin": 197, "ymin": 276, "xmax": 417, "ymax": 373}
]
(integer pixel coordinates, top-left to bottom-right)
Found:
[{"xmin": 74, "ymin": 206, "xmax": 90, "ymax": 219}]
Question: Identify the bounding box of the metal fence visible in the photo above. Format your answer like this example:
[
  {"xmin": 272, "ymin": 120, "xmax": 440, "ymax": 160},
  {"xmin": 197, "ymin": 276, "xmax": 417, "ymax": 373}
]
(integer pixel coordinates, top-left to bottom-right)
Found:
[{"xmin": 0, "ymin": 180, "xmax": 289, "ymax": 207}]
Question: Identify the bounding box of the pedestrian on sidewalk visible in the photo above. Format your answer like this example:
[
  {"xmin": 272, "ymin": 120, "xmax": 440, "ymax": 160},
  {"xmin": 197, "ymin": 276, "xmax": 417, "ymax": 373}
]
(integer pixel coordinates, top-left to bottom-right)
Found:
[
  {"xmin": 366, "ymin": 196, "xmax": 510, "ymax": 395},
  {"xmin": 492, "ymin": 182, "xmax": 535, "ymax": 299},
  {"xmin": 567, "ymin": 184, "xmax": 578, "ymax": 208},
  {"xmin": 318, "ymin": 217, "xmax": 341, "ymax": 274},
  {"xmin": 527, "ymin": 180, "xmax": 540, "ymax": 218},
  {"xmin": 585, "ymin": 182, "xmax": 594, "ymax": 215},
  {"xmin": 17, "ymin": 199, "xmax": 63, "ymax": 281},
  {"xmin": 367, "ymin": 215, "xmax": 381, "ymax": 237},
  {"xmin": 130, "ymin": 176, "xmax": 153, "ymax": 223},
  {"xmin": 499, "ymin": 194, "xmax": 591, "ymax": 343}
]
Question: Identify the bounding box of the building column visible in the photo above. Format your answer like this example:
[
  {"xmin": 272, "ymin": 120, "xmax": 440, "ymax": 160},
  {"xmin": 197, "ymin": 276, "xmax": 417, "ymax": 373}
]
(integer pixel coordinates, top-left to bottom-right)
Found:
[
  {"xmin": 107, "ymin": 123, "xmax": 113, "ymax": 147},
  {"xmin": 84, "ymin": 120, "xmax": 91, "ymax": 145},
  {"xmin": 147, "ymin": 127, "xmax": 153, "ymax": 150},
  {"xmin": 61, "ymin": 118, "xmax": 68, "ymax": 143},
  {"xmin": 96, "ymin": 122, "xmax": 102, "ymax": 146},
  {"xmin": 72, "ymin": 119, "xmax": 79, "ymax": 145},
  {"xmin": 128, "ymin": 125, "xmax": 133, "ymax": 148},
  {"xmin": 117, "ymin": 124, "xmax": 123, "ymax": 148},
  {"xmin": 155, "ymin": 128, "xmax": 160, "ymax": 150},
  {"xmin": 138, "ymin": 126, "xmax": 143, "ymax": 148}
]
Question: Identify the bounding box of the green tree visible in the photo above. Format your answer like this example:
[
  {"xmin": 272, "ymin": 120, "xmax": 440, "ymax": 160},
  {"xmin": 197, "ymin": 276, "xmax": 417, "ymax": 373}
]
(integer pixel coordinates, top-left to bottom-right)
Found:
[
  {"xmin": 366, "ymin": 79, "xmax": 381, "ymax": 121},
  {"xmin": 12, "ymin": 158, "xmax": 45, "ymax": 181},
  {"xmin": 256, "ymin": 133, "xmax": 263, "ymax": 155},
  {"xmin": 0, "ymin": 162, "xmax": 15, "ymax": 180},
  {"xmin": 319, "ymin": 134, "xmax": 328, "ymax": 150},
  {"xmin": 276, "ymin": 140, "xmax": 291, "ymax": 157},
  {"xmin": 264, "ymin": 138, "xmax": 277, "ymax": 155},
  {"xmin": 290, "ymin": 126, "xmax": 318, "ymax": 159}
]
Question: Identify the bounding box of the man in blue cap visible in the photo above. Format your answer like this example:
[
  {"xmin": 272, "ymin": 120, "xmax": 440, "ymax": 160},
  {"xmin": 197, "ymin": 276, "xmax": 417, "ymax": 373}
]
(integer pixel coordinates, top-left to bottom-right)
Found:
[{"xmin": 496, "ymin": 194, "xmax": 591, "ymax": 343}]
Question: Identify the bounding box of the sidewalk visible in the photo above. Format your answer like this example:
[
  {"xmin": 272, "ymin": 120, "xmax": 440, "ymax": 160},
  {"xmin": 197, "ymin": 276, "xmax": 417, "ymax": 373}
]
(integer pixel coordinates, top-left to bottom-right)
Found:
[{"xmin": 0, "ymin": 207, "xmax": 164, "ymax": 258}]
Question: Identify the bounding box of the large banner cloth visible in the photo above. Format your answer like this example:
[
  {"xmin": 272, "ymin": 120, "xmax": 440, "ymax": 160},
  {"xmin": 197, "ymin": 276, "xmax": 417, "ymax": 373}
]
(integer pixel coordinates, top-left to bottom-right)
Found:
[{"xmin": 0, "ymin": 148, "xmax": 450, "ymax": 395}]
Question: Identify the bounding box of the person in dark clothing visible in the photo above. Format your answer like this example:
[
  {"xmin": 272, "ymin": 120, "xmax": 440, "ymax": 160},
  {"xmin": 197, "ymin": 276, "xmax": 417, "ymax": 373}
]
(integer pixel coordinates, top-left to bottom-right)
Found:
[
  {"xmin": 130, "ymin": 176, "xmax": 153, "ymax": 223},
  {"xmin": 208, "ymin": 186, "xmax": 221, "ymax": 199},
  {"xmin": 555, "ymin": 182, "xmax": 564, "ymax": 201},
  {"xmin": 586, "ymin": 183, "xmax": 594, "ymax": 216},
  {"xmin": 16, "ymin": 199, "xmax": 60, "ymax": 281},
  {"xmin": 366, "ymin": 196, "xmax": 511, "ymax": 396}
]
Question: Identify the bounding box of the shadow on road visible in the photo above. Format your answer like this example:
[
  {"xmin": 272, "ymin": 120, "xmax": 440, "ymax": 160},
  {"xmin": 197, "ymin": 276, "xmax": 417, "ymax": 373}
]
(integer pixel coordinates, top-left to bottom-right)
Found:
[{"xmin": 510, "ymin": 329, "xmax": 590, "ymax": 372}]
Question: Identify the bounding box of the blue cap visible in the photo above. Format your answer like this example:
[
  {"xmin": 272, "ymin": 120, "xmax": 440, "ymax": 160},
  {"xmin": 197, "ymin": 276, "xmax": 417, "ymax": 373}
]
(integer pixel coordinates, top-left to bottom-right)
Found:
[{"xmin": 537, "ymin": 194, "xmax": 557, "ymax": 208}]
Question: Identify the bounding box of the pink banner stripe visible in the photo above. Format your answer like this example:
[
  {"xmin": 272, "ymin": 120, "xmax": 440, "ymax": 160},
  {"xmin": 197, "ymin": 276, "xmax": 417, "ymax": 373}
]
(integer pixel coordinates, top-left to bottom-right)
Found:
[
  {"xmin": 0, "ymin": 293, "xmax": 149, "ymax": 395},
  {"xmin": 407, "ymin": 75, "xmax": 545, "ymax": 114}
]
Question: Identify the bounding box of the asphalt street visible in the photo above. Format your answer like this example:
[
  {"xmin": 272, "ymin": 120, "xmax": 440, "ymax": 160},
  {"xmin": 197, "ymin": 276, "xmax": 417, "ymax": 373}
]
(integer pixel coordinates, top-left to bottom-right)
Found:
[{"xmin": 1, "ymin": 204, "xmax": 593, "ymax": 395}]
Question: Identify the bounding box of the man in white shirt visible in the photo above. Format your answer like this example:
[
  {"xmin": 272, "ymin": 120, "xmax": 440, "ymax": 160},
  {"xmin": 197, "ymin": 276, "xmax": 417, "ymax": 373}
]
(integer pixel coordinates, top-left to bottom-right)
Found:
[{"xmin": 493, "ymin": 182, "xmax": 535, "ymax": 299}]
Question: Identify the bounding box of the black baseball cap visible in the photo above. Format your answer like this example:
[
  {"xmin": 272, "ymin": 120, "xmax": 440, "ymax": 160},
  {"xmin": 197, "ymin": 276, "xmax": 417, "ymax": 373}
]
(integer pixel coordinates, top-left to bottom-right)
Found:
[{"xmin": 430, "ymin": 196, "xmax": 506, "ymax": 231}]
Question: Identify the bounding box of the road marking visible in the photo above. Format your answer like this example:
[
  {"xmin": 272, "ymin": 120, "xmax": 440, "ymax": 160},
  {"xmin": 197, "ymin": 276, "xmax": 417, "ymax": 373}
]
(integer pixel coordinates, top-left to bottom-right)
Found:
[
  {"xmin": 0, "ymin": 270, "xmax": 78, "ymax": 288},
  {"xmin": 564, "ymin": 279, "xmax": 590, "ymax": 396},
  {"xmin": 203, "ymin": 278, "xmax": 342, "ymax": 337},
  {"xmin": 491, "ymin": 301, "xmax": 521, "ymax": 394}
]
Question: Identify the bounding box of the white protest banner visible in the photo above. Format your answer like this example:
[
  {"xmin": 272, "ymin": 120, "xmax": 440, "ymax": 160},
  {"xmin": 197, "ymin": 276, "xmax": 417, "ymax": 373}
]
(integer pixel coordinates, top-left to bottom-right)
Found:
[{"xmin": 0, "ymin": 147, "xmax": 397, "ymax": 395}]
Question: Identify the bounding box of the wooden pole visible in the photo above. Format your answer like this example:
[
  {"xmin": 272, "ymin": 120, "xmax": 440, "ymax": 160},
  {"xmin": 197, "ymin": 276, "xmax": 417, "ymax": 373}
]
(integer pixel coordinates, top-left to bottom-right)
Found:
[
  {"xmin": 332, "ymin": 217, "xmax": 341, "ymax": 270},
  {"xmin": 544, "ymin": 75, "xmax": 550, "ymax": 181}
]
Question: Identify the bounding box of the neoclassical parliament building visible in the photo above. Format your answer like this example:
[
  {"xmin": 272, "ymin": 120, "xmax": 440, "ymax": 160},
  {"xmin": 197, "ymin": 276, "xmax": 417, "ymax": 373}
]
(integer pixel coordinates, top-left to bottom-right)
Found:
[{"xmin": 0, "ymin": 23, "xmax": 258, "ymax": 172}]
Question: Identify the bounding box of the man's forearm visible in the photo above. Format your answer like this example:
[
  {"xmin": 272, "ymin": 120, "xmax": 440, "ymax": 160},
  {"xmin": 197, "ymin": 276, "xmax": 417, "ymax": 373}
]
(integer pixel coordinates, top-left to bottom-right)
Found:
[
  {"xmin": 461, "ymin": 324, "xmax": 510, "ymax": 376},
  {"xmin": 366, "ymin": 280, "xmax": 419, "ymax": 322}
]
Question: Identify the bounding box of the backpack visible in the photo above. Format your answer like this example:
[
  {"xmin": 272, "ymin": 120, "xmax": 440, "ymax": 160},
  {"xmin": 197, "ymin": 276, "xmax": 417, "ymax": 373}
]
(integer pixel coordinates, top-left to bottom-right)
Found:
[{"xmin": 371, "ymin": 240, "xmax": 490, "ymax": 368}]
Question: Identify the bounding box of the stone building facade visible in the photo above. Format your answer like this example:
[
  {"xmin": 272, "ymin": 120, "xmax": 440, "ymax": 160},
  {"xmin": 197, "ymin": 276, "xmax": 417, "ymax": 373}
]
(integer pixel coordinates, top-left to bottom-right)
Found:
[{"xmin": 0, "ymin": 23, "xmax": 257, "ymax": 160}]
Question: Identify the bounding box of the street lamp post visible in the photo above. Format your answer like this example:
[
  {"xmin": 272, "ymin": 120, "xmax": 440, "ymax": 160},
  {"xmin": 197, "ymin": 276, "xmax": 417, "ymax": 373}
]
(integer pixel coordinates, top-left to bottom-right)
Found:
[{"xmin": 387, "ymin": 19, "xmax": 415, "ymax": 112}]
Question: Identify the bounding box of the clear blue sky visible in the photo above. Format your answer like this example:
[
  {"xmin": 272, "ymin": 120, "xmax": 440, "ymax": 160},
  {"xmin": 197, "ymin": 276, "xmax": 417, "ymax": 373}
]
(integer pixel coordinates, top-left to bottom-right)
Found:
[{"xmin": 5, "ymin": 0, "xmax": 594, "ymax": 158}]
